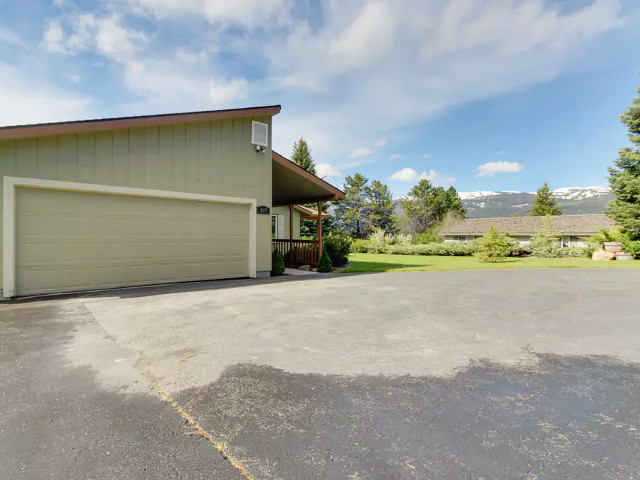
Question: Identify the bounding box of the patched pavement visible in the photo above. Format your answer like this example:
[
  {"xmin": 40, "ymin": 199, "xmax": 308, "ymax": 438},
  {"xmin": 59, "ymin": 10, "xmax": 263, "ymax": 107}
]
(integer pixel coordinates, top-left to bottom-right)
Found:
[
  {"xmin": 2, "ymin": 269, "xmax": 640, "ymax": 479},
  {"xmin": 0, "ymin": 303, "xmax": 243, "ymax": 480}
]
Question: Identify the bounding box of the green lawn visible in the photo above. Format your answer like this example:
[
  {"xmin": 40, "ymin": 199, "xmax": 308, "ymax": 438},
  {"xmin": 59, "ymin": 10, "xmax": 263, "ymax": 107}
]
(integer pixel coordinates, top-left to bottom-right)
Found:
[{"xmin": 341, "ymin": 253, "xmax": 640, "ymax": 273}]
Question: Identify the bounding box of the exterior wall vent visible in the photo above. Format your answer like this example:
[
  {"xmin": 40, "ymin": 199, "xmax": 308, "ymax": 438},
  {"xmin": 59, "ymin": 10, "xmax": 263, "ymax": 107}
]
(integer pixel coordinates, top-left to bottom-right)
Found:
[{"xmin": 251, "ymin": 121, "xmax": 269, "ymax": 147}]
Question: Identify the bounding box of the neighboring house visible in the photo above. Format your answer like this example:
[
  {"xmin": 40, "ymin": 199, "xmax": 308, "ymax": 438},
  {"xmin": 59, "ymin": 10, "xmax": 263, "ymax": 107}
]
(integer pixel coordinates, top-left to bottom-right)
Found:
[
  {"xmin": 0, "ymin": 106, "xmax": 344, "ymax": 298},
  {"xmin": 439, "ymin": 214, "xmax": 618, "ymax": 247}
]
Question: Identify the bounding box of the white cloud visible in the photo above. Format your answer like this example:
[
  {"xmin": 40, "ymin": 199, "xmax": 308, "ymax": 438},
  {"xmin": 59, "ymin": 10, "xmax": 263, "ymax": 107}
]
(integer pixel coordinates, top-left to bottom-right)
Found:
[
  {"xmin": 65, "ymin": 73, "xmax": 81, "ymax": 83},
  {"xmin": 391, "ymin": 167, "xmax": 454, "ymax": 184},
  {"xmin": 42, "ymin": 20, "xmax": 66, "ymax": 52},
  {"xmin": 25, "ymin": 0, "xmax": 623, "ymax": 175},
  {"xmin": 418, "ymin": 169, "xmax": 439, "ymax": 181},
  {"xmin": 316, "ymin": 163, "xmax": 341, "ymax": 178},
  {"xmin": 267, "ymin": 0, "xmax": 621, "ymax": 162},
  {"xmin": 174, "ymin": 47, "xmax": 211, "ymax": 64},
  {"xmin": 0, "ymin": 26, "xmax": 26, "ymax": 48},
  {"xmin": 42, "ymin": 14, "xmax": 147, "ymax": 62},
  {"xmin": 495, "ymin": 150, "xmax": 506, "ymax": 155},
  {"xmin": 0, "ymin": 64, "xmax": 92, "ymax": 126},
  {"xmin": 41, "ymin": 12, "xmax": 248, "ymax": 110},
  {"xmin": 391, "ymin": 167, "xmax": 419, "ymax": 182},
  {"xmin": 476, "ymin": 161, "xmax": 524, "ymax": 177},
  {"xmin": 120, "ymin": 0, "xmax": 292, "ymax": 29},
  {"xmin": 329, "ymin": 1, "xmax": 395, "ymax": 71},
  {"xmin": 349, "ymin": 146, "xmax": 376, "ymax": 158},
  {"xmin": 208, "ymin": 78, "xmax": 248, "ymax": 106},
  {"xmin": 95, "ymin": 15, "xmax": 147, "ymax": 62},
  {"xmin": 389, "ymin": 153, "xmax": 403, "ymax": 160},
  {"xmin": 374, "ymin": 138, "xmax": 386, "ymax": 147}
]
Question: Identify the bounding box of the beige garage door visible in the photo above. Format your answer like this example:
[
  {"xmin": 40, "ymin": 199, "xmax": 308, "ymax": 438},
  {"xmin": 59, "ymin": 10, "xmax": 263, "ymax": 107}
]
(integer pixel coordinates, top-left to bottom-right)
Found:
[{"xmin": 15, "ymin": 187, "xmax": 250, "ymax": 296}]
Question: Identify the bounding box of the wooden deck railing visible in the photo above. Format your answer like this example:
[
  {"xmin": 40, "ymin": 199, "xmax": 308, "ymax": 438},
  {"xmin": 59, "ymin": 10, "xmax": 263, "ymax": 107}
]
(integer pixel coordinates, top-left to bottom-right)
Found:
[{"xmin": 272, "ymin": 239, "xmax": 319, "ymax": 267}]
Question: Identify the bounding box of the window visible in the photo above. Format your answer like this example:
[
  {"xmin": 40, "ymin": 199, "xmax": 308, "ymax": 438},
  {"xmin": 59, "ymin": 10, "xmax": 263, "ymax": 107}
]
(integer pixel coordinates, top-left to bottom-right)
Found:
[
  {"xmin": 456, "ymin": 236, "xmax": 475, "ymax": 242},
  {"xmin": 271, "ymin": 215, "xmax": 278, "ymax": 239}
]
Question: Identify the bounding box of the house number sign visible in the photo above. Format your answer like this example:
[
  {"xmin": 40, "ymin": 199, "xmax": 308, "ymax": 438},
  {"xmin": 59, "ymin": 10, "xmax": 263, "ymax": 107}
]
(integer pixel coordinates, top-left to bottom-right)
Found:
[{"xmin": 256, "ymin": 205, "xmax": 271, "ymax": 215}]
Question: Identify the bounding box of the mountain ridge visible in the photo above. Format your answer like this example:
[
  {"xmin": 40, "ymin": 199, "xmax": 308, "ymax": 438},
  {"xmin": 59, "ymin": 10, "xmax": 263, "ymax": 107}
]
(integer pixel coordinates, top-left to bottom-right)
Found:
[{"xmin": 394, "ymin": 186, "xmax": 614, "ymax": 218}]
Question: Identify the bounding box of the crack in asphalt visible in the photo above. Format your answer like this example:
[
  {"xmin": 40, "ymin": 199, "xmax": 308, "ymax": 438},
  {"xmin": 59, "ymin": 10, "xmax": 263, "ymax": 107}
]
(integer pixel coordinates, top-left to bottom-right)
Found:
[{"xmin": 77, "ymin": 299, "xmax": 257, "ymax": 480}]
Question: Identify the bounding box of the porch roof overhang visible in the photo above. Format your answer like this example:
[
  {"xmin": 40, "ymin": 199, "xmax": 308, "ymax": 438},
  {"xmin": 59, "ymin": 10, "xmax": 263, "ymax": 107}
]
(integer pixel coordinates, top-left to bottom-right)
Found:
[
  {"xmin": 292, "ymin": 204, "xmax": 330, "ymax": 218},
  {"xmin": 272, "ymin": 151, "xmax": 345, "ymax": 207}
]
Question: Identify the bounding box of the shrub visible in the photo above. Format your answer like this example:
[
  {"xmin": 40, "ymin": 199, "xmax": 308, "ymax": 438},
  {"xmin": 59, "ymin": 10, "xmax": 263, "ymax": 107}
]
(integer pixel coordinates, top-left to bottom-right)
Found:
[
  {"xmin": 324, "ymin": 232, "xmax": 352, "ymax": 267},
  {"xmin": 559, "ymin": 246, "xmax": 588, "ymax": 258},
  {"xmin": 317, "ymin": 246, "xmax": 333, "ymax": 272},
  {"xmin": 531, "ymin": 216, "xmax": 561, "ymax": 258},
  {"xmin": 584, "ymin": 227, "xmax": 640, "ymax": 258},
  {"xmin": 476, "ymin": 226, "xmax": 514, "ymax": 263},
  {"xmin": 271, "ymin": 250, "xmax": 285, "ymax": 276},
  {"xmin": 349, "ymin": 240, "xmax": 478, "ymax": 256},
  {"xmin": 396, "ymin": 233, "xmax": 413, "ymax": 246},
  {"xmin": 367, "ymin": 228, "xmax": 413, "ymax": 250},
  {"xmin": 350, "ymin": 239, "xmax": 370, "ymax": 253},
  {"xmin": 368, "ymin": 228, "xmax": 388, "ymax": 252},
  {"xmin": 413, "ymin": 232, "xmax": 442, "ymax": 244}
]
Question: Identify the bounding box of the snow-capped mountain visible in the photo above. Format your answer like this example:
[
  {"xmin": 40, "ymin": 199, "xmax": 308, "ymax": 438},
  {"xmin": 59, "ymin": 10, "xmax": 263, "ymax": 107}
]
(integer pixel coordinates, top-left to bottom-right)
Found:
[
  {"xmin": 392, "ymin": 187, "xmax": 613, "ymax": 218},
  {"xmin": 459, "ymin": 186, "xmax": 613, "ymax": 218}
]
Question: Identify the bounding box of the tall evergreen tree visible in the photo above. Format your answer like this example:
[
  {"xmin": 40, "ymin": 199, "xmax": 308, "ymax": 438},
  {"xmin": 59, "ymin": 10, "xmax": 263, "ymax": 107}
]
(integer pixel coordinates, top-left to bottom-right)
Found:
[
  {"xmin": 291, "ymin": 138, "xmax": 318, "ymax": 236},
  {"xmin": 366, "ymin": 180, "xmax": 397, "ymax": 234},
  {"xmin": 529, "ymin": 181, "xmax": 562, "ymax": 216},
  {"xmin": 401, "ymin": 180, "xmax": 466, "ymax": 233},
  {"xmin": 291, "ymin": 138, "xmax": 316, "ymax": 175},
  {"xmin": 607, "ymin": 76, "xmax": 640, "ymax": 237},
  {"xmin": 334, "ymin": 173, "xmax": 370, "ymax": 238}
]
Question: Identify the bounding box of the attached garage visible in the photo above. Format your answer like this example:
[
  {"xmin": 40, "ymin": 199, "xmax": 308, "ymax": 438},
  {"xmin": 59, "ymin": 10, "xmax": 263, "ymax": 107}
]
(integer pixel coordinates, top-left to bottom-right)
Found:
[
  {"xmin": 3, "ymin": 177, "xmax": 256, "ymax": 297},
  {"xmin": 0, "ymin": 104, "xmax": 343, "ymax": 298}
]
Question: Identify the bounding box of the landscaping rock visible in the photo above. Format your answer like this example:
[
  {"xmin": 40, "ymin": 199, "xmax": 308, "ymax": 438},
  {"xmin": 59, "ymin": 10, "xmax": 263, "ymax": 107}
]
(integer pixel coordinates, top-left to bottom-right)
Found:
[
  {"xmin": 592, "ymin": 249, "xmax": 616, "ymax": 261},
  {"xmin": 615, "ymin": 252, "xmax": 634, "ymax": 261},
  {"xmin": 298, "ymin": 265, "xmax": 311, "ymax": 271}
]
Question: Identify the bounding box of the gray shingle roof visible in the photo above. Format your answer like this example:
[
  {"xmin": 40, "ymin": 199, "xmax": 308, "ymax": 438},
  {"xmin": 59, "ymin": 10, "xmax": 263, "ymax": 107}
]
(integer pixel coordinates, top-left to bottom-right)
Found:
[{"xmin": 439, "ymin": 214, "xmax": 618, "ymax": 237}]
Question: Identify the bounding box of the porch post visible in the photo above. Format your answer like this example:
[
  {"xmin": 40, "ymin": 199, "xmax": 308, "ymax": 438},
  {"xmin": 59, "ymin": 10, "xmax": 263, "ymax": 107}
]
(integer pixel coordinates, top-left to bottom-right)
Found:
[
  {"xmin": 317, "ymin": 200, "xmax": 323, "ymax": 260},
  {"xmin": 288, "ymin": 204, "xmax": 293, "ymax": 240}
]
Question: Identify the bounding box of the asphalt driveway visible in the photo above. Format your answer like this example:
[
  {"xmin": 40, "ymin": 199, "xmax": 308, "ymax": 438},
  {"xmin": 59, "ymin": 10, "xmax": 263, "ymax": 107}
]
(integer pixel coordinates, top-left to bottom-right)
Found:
[{"xmin": 2, "ymin": 269, "xmax": 640, "ymax": 479}]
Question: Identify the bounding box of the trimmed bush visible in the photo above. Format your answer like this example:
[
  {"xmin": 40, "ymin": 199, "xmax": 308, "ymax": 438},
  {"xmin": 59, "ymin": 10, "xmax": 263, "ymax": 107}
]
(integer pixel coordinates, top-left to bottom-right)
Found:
[
  {"xmin": 559, "ymin": 246, "xmax": 588, "ymax": 258},
  {"xmin": 317, "ymin": 247, "xmax": 333, "ymax": 272},
  {"xmin": 476, "ymin": 226, "xmax": 515, "ymax": 263},
  {"xmin": 324, "ymin": 233, "xmax": 352, "ymax": 267},
  {"xmin": 349, "ymin": 240, "xmax": 478, "ymax": 256},
  {"xmin": 350, "ymin": 238, "xmax": 370, "ymax": 253},
  {"xmin": 412, "ymin": 232, "xmax": 443, "ymax": 244},
  {"xmin": 271, "ymin": 250, "xmax": 285, "ymax": 276}
]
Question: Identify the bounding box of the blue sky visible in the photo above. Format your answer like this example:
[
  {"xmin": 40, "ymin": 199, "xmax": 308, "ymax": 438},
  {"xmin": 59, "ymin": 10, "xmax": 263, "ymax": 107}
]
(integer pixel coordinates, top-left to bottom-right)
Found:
[{"xmin": 1, "ymin": 0, "xmax": 639, "ymax": 196}]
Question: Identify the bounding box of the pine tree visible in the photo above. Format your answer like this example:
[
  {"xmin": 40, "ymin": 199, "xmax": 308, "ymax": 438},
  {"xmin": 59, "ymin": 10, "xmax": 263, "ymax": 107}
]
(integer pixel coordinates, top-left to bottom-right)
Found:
[
  {"xmin": 334, "ymin": 173, "xmax": 370, "ymax": 238},
  {"xmin": 529, "ymin": 181, "xmax": 562, "ymax": 216},
  {"xmin": 607, "ymin": 75, "xmax": 640, "ymax": 237},
  {"xmin": 531, "ymin": 216, "xmax": 561, "ymax": 257},
  {"xmin": 476, "ymin": 226, "xmax": 514, "ymax": 263},
  {"xmin": 365, "ymin": 180, "xmax": 397, "ymax": 234},
  {"xmin": 291, "ymin": 138, "xmax": 319, "ymax": 236},
  {"xmin": 291, "ymin": 138, "xmax": 316, "ymax": 175},
  {"xmin": 400, "ymin": 179, "xmax": 466, "ymax": 233}
]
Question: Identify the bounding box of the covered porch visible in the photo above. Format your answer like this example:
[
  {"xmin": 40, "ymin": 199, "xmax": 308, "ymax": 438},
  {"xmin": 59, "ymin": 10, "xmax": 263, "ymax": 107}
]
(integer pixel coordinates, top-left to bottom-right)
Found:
[{"xmin": 272, "ymin": 152, "xmax": 345, "ymax": 267}]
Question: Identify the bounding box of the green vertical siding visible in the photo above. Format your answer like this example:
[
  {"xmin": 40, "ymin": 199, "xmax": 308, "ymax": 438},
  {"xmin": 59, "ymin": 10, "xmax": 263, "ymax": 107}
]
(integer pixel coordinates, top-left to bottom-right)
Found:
[{"xmin": 0, "ymin": 116, "xmax": 273, "ymax": 289}]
